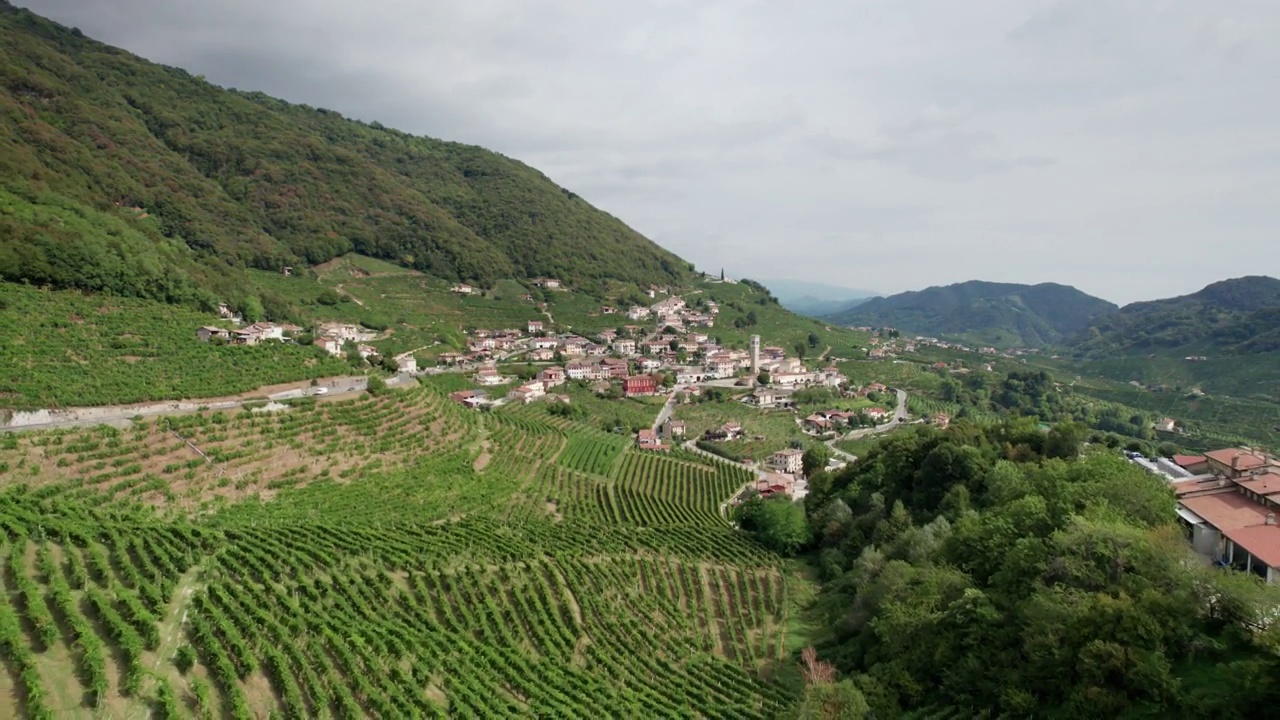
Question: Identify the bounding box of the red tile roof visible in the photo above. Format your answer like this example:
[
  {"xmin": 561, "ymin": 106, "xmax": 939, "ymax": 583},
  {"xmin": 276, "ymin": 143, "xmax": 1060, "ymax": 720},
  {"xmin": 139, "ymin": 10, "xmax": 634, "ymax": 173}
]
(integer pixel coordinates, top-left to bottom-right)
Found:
[
  {"xmin": 1180, "ymin": 492, "xmax": 1272, "ymax": 531},
  {"xmin": 1222, "ymin": 523, "xmax": 1280, "ymax": 568},
  {"xmin": 1172, "ymin": 454, "xmax": 1207, "ymax": 468},
  {"xmin": 1234, "ymin": 471, "xmax": 1280, "ymax": 496},
  {"xmin": 1205, "ymin": 448, "xmax": 1268, "ymax": 471},
  {"xmin": 1173, "ymin": 477, "xmax": 1228, "ymax": 497}
]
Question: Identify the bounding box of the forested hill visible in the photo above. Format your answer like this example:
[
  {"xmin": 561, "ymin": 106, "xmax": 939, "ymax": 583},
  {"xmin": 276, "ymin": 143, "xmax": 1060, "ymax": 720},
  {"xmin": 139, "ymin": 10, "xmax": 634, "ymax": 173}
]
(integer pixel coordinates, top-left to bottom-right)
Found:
[
  {"xmin": 799, "ymin": 423, "xmax": 1280, "ymax": 717},
  {"xmin": 0, "ymin": 2, "xmax": 688, "ymax": 309},
  {"xmin": 825, "ymin": 280, "xmax": 1117, "ymax": 347},
  {"xmin": 1071, "ymin": 276, "xmax": 1280, "ymax": 357}
]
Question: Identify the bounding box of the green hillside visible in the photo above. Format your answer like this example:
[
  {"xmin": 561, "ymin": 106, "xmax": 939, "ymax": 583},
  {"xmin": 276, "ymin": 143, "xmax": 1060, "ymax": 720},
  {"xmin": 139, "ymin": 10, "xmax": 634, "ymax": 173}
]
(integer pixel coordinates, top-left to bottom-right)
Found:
[
  {"xmin": 0, "ymin": 1, "xmax": 687, "ymax": 314},
  {"xmin": 1071, "ymin": 276, "xmax": 1280, "ymax": 357},
  {"xmin": 826, "ymin": 280, "xmax": 1117, "ymax": 347}
]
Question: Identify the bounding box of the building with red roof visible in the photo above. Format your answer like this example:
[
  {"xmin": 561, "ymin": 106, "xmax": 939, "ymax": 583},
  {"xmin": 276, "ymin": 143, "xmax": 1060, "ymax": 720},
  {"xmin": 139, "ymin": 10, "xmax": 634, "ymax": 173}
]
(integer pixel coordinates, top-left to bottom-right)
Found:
[
  {"xmin": 623, "ymin": 375, "xmax": 658, "ymax": 398},
  {"xmin": 635, "ymin": 428, "xmax": 669, "ymax": 452},
  {"xmin": 1205, "ymin": 448, "xmax": 1270, "ymax": 478},
  {"xmin": 1172, "ymin": 454, "xmax": 1209, "ymax": 474},
  {"xmin": 1178, "ymin": 471, "xmax": 1280, "ymax": 582}
]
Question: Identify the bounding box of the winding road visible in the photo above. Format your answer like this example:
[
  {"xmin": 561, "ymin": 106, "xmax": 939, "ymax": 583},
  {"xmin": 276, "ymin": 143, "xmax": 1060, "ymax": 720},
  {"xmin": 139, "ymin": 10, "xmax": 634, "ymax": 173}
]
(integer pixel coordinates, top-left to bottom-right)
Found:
[{"xmin": 823, "ymin": 388, "xmax": 910, "ymax": 461}]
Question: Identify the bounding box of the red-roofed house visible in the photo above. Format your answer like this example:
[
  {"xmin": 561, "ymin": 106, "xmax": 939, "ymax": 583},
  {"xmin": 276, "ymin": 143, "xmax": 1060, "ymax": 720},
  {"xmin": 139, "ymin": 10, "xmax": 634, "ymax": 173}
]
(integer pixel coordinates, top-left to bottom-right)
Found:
[
  {"xmin": 1181, "ymin": 492, "xmax": 1272, "ymax": 531},
  {"xmin": 623, "ymin": 375, "xmax": 657, "ymax": 398},
  {"xmin": 1179, "ymin": 491, "xmax": 1280, "ymax": 582},
  {"xmin": 1221, "ymin": 525, "xmax": 1280, "ymax": 581},
  {"xmin": 1173, "ymin": 455, "xmax": 1210, "ymax": 474},
  {"xmin": 636, "ymin": 429, "xmax": 669, "ymax": 451},
  {"xmin": 1205, "ymin": 448, "xmax": 1270, "ymax": 479},
  {"xmin": 537, "ymin": 366, "xmax": 566, "ymax": 387},
  {"xmin": 1235, "ymin": 471, "xmax": 1280, "ymax": 503}
]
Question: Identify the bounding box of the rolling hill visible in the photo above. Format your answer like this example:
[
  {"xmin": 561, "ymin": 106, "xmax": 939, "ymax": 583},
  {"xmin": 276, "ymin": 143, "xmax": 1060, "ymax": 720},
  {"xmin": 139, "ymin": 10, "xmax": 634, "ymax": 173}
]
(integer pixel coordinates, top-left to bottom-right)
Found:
[
  {"xmin": 0, "ymin": 1, "xmax": 688, "ymax": 313},
  {"xmin": 825, "ymin": 280, "xmax": 1118, "ymax": 347},
  {"xmin": 1071, "ymin": 276, "xmax": 1280, "ymax": 357}
]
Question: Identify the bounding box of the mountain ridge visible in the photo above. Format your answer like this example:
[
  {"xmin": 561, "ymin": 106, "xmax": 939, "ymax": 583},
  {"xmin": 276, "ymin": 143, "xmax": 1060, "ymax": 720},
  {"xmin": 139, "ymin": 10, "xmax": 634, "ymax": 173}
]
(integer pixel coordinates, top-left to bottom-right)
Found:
[
  {"xmin": 1071, "ymin": 275, "xmax": 1280, "ymax": 357},
  {"xmin": 825, "ymin": 279, "xmax": 1118, "ymax": 347}
]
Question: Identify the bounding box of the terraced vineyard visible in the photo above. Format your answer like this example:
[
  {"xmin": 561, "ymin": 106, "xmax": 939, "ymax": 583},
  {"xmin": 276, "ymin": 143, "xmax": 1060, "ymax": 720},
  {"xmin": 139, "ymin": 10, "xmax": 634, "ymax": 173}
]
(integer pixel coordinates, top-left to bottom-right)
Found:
[{"xmin": 0, "ymin": 383, "xmax": 801, "ymax": 718}]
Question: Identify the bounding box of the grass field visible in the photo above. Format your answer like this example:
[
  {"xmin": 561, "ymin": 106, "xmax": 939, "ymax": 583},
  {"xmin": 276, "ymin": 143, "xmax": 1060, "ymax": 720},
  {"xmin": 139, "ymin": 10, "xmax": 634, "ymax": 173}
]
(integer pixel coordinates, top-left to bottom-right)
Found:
[{"xmin": 0, "ymin": 381, "xmax": 807, "ymax": 718}]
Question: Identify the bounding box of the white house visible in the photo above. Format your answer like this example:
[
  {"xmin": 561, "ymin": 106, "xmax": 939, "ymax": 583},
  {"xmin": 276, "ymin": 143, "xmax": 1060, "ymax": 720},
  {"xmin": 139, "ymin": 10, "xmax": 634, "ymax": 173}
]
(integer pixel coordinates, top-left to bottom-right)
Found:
[
  {"xmin": 675, "ymin": 367, "xmax": 705, "ymax": 385},
  {"xmin": 707, "ymin": 360, "xmax": 737, "ymax": 379},
  {"xmin": 627, "ymin": 306, "xmax": 651, "ymax": 321},
  {"xmin": 476, "ymin": 365, "xmax": 505, "ymax": 386},
  {"xmin": 528, "ymin": 320, "xmax": 544, "ymax": 334},
  {"xmin": 769, "ymin": 448, "xmax": 804, "ymax": 474},
  {"xmin": 772, "ymin": 370, "xmax": 815, "ymax": 387},
  {"xmin": 508, "ymin": 381, "xmax": 546, "ymax": 404},
  {"xmin": 243, "ymin": 322, "xmax": 284, "ymax": 341},
  {"xmin": 397, "ymin": 356, "xmax": 418, "ymax": 374},
  {"xmin": 314, "ymin": 337, "xmax": 343, "ymax": 356},
  {"xmin": 613, "ymin": 339, "xmax": 637, "ymax": 355},
  {"xmin": 863, "ymin": 406, "xmax": 889, "ymax": 421}
]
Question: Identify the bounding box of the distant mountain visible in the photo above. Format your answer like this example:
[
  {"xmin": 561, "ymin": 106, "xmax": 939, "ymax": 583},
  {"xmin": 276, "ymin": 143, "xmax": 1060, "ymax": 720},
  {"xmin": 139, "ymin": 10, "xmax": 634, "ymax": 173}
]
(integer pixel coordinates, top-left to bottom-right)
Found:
[
  {"xmin": 1071, "ymin": 276, "xmax": 1280, "ymax": 357},
  {"xmin": 758, "ymin": 278, "xmax": 877, "ymax": 318},
  {"xmin": 826, "ymin": 280, "xmax": 1118, "ymax": 347}
]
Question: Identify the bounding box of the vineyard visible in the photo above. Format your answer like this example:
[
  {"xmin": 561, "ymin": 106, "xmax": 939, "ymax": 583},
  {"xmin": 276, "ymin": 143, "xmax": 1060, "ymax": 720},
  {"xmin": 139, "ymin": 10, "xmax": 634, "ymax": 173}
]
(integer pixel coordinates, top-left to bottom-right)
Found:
[
  {"xmin": 0, "ymin": 382, "xmax": 803, "ymax": 718},
  {"xmin": 0, "ymin": 285, "xmax": 352, "ymax": 411}
]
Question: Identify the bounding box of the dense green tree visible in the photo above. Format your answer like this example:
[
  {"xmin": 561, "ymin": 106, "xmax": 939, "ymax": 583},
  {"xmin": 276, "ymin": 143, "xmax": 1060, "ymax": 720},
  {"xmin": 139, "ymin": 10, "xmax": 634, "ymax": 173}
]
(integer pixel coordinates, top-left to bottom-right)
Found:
[
  {"xmin": 737, "ymin": 496, "xmax": 810, "ymax": 555},
  {"xmin": 1044, "ymin": 421, "xmax": 1087, "ymax": 459},
  {"xmin": 803, "ymin": 446, "xmax": 832, "ymax": 477},
  {"xmin": 802, "ymin": 424, "xmax": 1280, "ymax": 717}
]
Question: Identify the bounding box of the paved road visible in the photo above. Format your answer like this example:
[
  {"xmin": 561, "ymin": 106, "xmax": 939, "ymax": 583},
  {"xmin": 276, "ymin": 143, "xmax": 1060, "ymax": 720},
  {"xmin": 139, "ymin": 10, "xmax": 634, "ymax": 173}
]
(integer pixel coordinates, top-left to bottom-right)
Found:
[
  {"xmin": 824, "ymin": 439, "xmax": 859, "ymax": 463},
  {"xmin": 1, "ymin": 374, "xmax": 412, "ymax": 434},
  {"xmin": 840, "ymin": 388, "xmax": 911, "ymax": 440},
  {"xmin": 651, "ymin": 391, "xmax": 679, "ymax": 432}
]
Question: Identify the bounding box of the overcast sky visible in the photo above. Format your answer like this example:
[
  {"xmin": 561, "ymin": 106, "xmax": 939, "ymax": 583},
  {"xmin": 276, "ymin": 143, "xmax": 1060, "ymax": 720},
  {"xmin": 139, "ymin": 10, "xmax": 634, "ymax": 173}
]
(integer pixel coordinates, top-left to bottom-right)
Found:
[{"xmin": 22, "ymin": 0, "xmax": 1280, "ymax": 304}]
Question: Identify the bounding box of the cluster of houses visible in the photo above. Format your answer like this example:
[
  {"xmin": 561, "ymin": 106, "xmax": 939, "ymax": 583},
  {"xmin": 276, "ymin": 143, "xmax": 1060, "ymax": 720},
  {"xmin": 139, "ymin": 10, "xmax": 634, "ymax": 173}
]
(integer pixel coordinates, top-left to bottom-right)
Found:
[
  {"xmin": 196, "ymin": 321, "xmax": 300, "ymax": 346},
  {"xmin": 856, "ymin": 328, "xmax": 1040, "ymax": 363},
  {"xmin": 310, "ymin": 322, "xmax": 382, "ymax": 360},
  {"xmin": 448, "ymin": 293, "xmax": 852, "ymax": 408},
  {"xmin": 196, "ymin": 311, "xmax": 425, "ymax": 373},
  {"xmin": 1141, "ymin": 447, "xmax": 1280, "ymax": 583},
  {"xmin": 196, "ymin": 304, "xmax": 303, "ymax": 347},
  {"xmin": 635, "ymin": 418, "xmax": 687, "ymax": 453}
]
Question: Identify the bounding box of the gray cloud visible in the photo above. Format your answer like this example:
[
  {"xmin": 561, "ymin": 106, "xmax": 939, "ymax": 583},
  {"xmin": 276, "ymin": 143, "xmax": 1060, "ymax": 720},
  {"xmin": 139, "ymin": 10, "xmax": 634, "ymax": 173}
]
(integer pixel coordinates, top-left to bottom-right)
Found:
[{"xmin": 19, "ymin": 0, "xmax": 1280, "ymax": 304}]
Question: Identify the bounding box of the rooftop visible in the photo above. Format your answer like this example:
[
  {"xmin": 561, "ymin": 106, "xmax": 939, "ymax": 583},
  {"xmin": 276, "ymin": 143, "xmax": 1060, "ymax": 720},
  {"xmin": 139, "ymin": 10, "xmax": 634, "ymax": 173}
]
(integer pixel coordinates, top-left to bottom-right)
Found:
[
  {"xmin": 1180, "ymin": 492, "xmax": 1272, "ymax": 531},
  {"xmin": 1205, "ymin": 448, "xmax": 1269, "ymax": 471},
  {"xmin": 1172, "ymin": 475, "xmax": 1228, "ymax": 497},
  {"xmin": 1172, "ymin": 454, "xmax": 1207, "ymax": 468},
  {"xmin": 1222, "ymin": 523, "xmax": 1280, "ymax": 569},
  {"xmin": 1234, "ymin": 471, "xmax": 1280, "ymax": 497}
]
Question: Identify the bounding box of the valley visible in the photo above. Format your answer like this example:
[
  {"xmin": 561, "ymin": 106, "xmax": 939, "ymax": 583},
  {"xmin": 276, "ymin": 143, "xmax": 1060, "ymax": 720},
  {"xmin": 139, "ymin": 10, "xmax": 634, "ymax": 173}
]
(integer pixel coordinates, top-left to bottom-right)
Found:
[{"xmin": 1, "ymin": 2, "xmax": 1279, "ymax": 718}]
